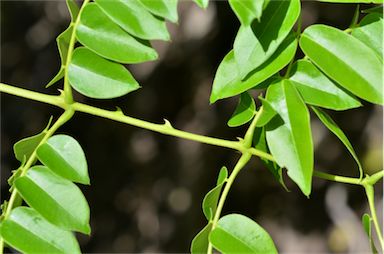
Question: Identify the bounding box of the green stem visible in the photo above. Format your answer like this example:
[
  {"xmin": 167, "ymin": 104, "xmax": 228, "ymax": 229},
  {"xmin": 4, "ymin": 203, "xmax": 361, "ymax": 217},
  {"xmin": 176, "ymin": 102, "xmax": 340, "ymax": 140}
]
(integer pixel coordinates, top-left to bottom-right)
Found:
[
  {"xmin": 0, "ymin": 83, "xmax": 274, "ymax": 162},
  {"xmin": 364, "ymin": 184, "xmax": 384, "ymax": 250},
  {"xmin": 207, "ymin": 153, "xmax": 252, "ymax": 254},
  {"xmin": 63, "ymin": 0, "xmax": 90, "ymax": 104},
  {"xmin": 313, "ymin": 171, "xmax": 362, "ymax": 185},
  {"xmin": 0, "ymin": 110, "xmax": 74, "ymax": 253}
]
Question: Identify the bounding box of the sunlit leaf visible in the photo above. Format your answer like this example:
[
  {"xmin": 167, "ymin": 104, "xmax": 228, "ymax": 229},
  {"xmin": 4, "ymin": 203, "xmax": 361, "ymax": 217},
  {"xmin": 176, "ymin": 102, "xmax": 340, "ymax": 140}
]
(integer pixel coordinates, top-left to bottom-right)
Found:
[
  {"xmin": 311, "ymin": 106, "xmax": 363, "ymax": 178},
  {"xmin": 37, "ymin": 134, "xmax": 89, "ymax": 185},
  {"xmin": 352, "ymin": 13, "xmax": 383, "ymax": 59},
  {"xmin": 265, "ymin": 79, "xmax": 313, "ymax": 196},
  {"xmin": 210, "ymin": 34, "xmax": 297, "ymax": 103},
  {"xmin": 76, "ymin": 3, "xmax": 158, "ymax": 63},
  {"xmin": 289, "ymin": 59, "xmax": 361, "ymax": 110},
  {"xmin": 228, "ymin": 0, "xmax": 265, "ymax": 25},
  {"xmin": 95, "ymin": 0, "xmax": 170, "ymax": 41},
  {"xmin": 300, "ymin": 24, "xmax": 383, "ymax": 104},
  {"xmin": 0, "ymin": 207, "xmax": 81, "ymax": 254},
  {"xmin": 191, "ymin": 223, "xmax": 212, "ymax": 254},
  {"xmin": 256, "ymin": 98, "xmax": 277, "ymax": 127},
  {"xmin": 15, "ymin": 166, "xmax": 90, "ymax": 234},
  {"xmin": 68, "ymin": 47, "xmax": 140, "ymax": 99},
  {"xmin": 209, "ymin": 214, "xmax": 277, "ymax": 254},
  {"xmin": 227, "ymin": 92, "xmax": 256, "ymax": 127},
  {"xmin": 233, "ymin": 0, "xmax": 300, "ymax": 78},
  {"xmin": 138, "ymin": 0, "xmax": 178, "ymax": 23}
]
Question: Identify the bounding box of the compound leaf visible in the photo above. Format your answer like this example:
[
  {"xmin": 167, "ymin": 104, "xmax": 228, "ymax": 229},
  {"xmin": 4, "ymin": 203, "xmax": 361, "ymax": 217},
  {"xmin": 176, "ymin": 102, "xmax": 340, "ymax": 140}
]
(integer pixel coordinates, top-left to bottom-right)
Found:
[
  {"xmin": 0, "ymin": 207, "xmax": 80, "ymax": 254},
  {"xmin": 36, "ymin": 134, "xmax": 89, "ymax": 185},
  {"xmin": 68, "ymin": 47, "xmax": 140, "ymax": 99},
  {"xmin": 311, "ymin": 106, "xmax": 363, "ymax": 178},
  {"xmin": 300, "ymin": 24, "xmax": 383, "ymax": 104},
  {"xmin": 227, "ymin": 92, "xmax": 256, "ymax": 127},
  {"xmin": 14, "ymin": 166, "xmax": 90, "ymax": 234},
  {"xmin": 233, "ymin": 0, "xmax": 300, "ymax": 78},
  {"xmin": 289, "ymin": 59, "xmax": 361, "ymax": 110},
  {"xmin": 138, "ymin": 0, "xmax": 178, "ymax": 23},
  {"xmin": 265, "ymin": 80, "xmax": 313, "ymax": 196},
  {"xmin": 211, "ymin": 34, "xmax": 297, "ymax": 103},
  {"xmin": 209, "ymin": 214, "xmax": 277, "ymax": 254},
  {"xmin": 76, "ymin": 3, "xmax": 158, "ymax": 63},
  {"xmin": 95, "ymin": 0, "xmax": 170, "ymax": 41}
]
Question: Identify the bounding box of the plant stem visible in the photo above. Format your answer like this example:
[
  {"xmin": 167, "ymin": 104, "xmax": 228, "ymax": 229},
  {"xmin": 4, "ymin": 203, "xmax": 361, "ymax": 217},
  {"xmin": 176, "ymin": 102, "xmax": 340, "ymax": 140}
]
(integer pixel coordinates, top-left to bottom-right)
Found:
[
  {"xmin": 0, "ymin": 83, "xmax": 274, "ymax": 162},
  {"xmin": 0, "ymin": 110, "xmax": 74, "ymax": 253},
  {"xmin": 63, "ymin": 0, "xmax": 90, "ymax": 104},
  {"xmin": 364, "ymin": 184, "xmax": 384, "ymax": 250},
  {"xmin": 313, "ymin": 171, "xmax": 362, "ymax": 185},
  {"xmin": 207, "ymin": 153, "xmax": 252, "ymax": 254}
]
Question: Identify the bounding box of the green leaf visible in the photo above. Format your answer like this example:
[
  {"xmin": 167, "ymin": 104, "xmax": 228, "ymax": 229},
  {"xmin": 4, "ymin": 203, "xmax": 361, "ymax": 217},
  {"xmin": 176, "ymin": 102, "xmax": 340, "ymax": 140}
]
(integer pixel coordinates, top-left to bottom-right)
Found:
[
  {"xmin": 227, "ymin": 92, "xmax": 256, "ymax": 127},
  {"xmin": 68, "ymin": 47, "xmax": 140, "ymax": 99},
  {"xmin": 311, "ymin": 106, "xmax": 363, "ymax": 178},
  {"xmin": 190, "ymin": 223, "xmax": 212, "ymax": 254},
  {"xmin": 289, "ymin": 59, "xmax": 361, "ymax": 110},
  {"xmin": 14, "ymin": 132, "xmax": 46, "ymax": 163},
  {"xmin": 14, "ymin": 166, "xmax": 90, "ymax": 234},
  {"xmin": 352, "ymin": 13, "xmax": 383, "ymax": 59},
  {"xmin": 202, "ymin": 167, "xmax": 227, "ymax": 221},
  {"xmin": 362, "ymin": 6, "xmax": 383, "ymax": 14},
  {"xmin": 46, "ymin": 26, "xmax": 73, "ymax": 87},
  {"xmin": 0, "ymin": 207, "xmax": 81, "ymax": 254},
  {"xmin": 66, "ymin": 0, "xmax": 79, "ymax": 21},
  {"xmin": 76, "ymin": 3, "xmax": 158, "ymax": 64},
  {"xmin": 256, "ymin": 98, "xmax": 277, "ymax": 127},
  {"xmin": 362, "ymin": 213, "xmax": 378, "ymax": 254},
  {"xmin": 265, "ymin": 79, "xmax": 313, "ymax": 196},
  {"xmin": 209, "ymin": 214, "xmax": 278, "ymax": 254},
  {"xmin": 95, "ymin": 0, "xmax": 170, "ymax": 41},
  {"xmin": 210, "ymin": 34, "xmax": 297, "ymax": 103},
  {"xmin": 193, "ymin": 0, "xmax": 209, "ymax": 9},
  {"xmin": 253, "ymin": 127, "xmax": 288, "ymax": 191},
  {"xmin": 36, "ymin": 134, "xmax": 89, "ymax": 185},
  {"xmin": 138, "ymin": 0, "xmax": 178, "ymax": 23},
  {"xmin": 228, "ymin": 0, "xmax": 265, "ymax": 25},
  {"xmin": 233, "ymin": 0, "xmax": 300, "ymax": 78},
  {"xmin": 300, "ymin": 24, "xmax": 383, "ymax": 105}
]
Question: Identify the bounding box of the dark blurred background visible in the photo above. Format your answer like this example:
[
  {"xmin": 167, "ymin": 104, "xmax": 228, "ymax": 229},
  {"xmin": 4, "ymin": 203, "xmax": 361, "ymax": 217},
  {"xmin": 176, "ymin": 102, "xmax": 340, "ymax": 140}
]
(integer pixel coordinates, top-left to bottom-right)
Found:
[{"xmin": 1, "ymin": 1, "xmax": 383, "ymax": 253}]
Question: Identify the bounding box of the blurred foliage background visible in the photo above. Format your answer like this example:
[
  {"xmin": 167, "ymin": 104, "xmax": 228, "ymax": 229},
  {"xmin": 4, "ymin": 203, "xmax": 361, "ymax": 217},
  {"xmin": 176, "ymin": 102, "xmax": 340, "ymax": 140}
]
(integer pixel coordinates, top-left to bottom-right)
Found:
[{"xmin": 1, "ymin": 1, "xmax": 383, "ymax": 253}]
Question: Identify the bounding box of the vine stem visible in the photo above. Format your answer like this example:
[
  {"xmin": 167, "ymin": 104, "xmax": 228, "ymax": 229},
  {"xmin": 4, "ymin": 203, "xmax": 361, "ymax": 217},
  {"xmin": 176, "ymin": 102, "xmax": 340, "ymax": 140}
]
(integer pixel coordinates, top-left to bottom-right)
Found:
[
  {"xmin": 364, "ymin": 184, "xmax": 384, "ymax": 250},
  {"xmin": 0, "ymin": 109, "xmax": 74, "ymax": 254},
  {"xmin": 63, "ymin": 0, "xmax": 90, "ymax": 104}
]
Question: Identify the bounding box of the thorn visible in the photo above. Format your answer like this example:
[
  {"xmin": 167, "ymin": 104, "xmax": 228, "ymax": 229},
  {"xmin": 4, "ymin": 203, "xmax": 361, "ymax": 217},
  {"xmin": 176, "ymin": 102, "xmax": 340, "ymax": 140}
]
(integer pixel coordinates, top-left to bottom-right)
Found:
[
  {"xmin": 115, "ymin": 107, "xmax": 124, "ymax": 115},
  {"xmin": 163, "ymin": 119, "xmax": 173, "ymax": 129}
]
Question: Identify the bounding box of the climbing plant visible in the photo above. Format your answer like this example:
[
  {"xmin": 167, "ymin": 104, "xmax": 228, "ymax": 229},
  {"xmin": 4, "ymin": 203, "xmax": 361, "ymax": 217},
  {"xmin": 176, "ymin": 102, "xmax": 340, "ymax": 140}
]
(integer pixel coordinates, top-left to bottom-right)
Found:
[{"xmin": 0, "ymin": 0, "xmax": 383, "ymax": 253}]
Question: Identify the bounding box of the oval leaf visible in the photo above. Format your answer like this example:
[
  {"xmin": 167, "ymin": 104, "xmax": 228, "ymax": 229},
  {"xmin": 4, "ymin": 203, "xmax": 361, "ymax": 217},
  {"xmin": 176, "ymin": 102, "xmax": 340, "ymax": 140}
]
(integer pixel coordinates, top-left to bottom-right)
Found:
[
  {"xmin": 300, "ymin": 24, "xmax": 383, "ymax": 104},
  {"xmin": 233, "ymin": 0, "xmax": 300, "ymax": 78},
  {"xmin": 352, "ymin": 13, "xmax": 383, "ymax": 59},
  {"xmin": 227, "ymin": 92, "xmax": 256, "ymax": 127},
  {"xmin": 265, "ymin": 79, "xmax": 313, "ymax": 196},
  {"xmin": 311, "ymin": 106, "xmax": 363, "ymax": 178},
  {"xmin": 68, "ymin": 47, "xmax": 140, "ymax": 99},
  {"xmin": 256, "ymin": 98, "xmax": 277, "ymax": 127},
  {"xmin": 228, "ymin": 0, "xmax": 265, "ymax": 25},
  {"xmin": 191, "ymin": 223, "xmax": 212, "ymax": 254},
  {"xmin": 36, "ymin": 134, "xmax": 89, "ymax": 185},
  {"xmin": 14, "ymin": 132, "xmax": 46, "ymax": 163},
  {"xmin": 0, "ymin": 207, "xmax": 81, "ymax": 254},
  {"xmin": 209, "ymin": 214, "xmax": 277, "ymax": 254},
  {"xmin": 14, "ymin": 166, "xmax": 90, "ymax": 234},
  {"xmin": 138, "ymin": 0, "xmax": 178, "ymax": 23},
  {"xmin": 289, "ymin": 59, "xmax": 361, "ymax": 110},
  {"xmin": 95, "ymin": 0, "xmax": 170, "ymax": 41},
  {"xmin": 76, "ymin": 3, "xmax": 158, "ymax": 63},
  {"xmin": 210, "ymin": 34, "xmax": 297, "ymax": 103}
]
